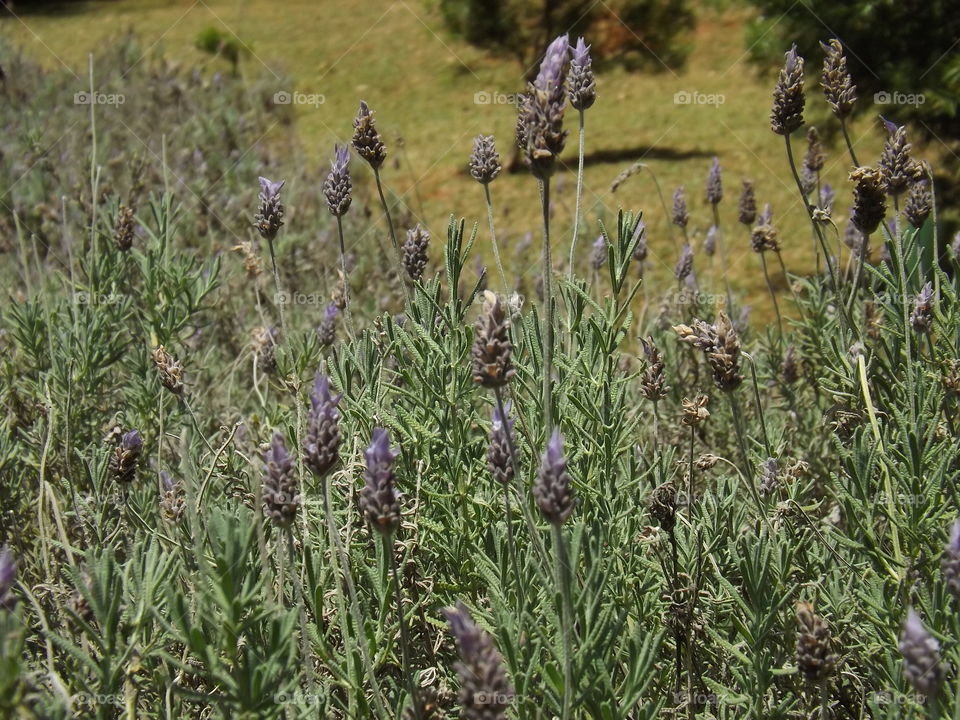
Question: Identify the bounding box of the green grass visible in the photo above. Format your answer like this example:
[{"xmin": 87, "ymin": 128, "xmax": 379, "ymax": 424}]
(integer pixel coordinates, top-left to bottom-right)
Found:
[{"xmin": 8, "ymin": 0, "xmax": 940, "ymax": 315}]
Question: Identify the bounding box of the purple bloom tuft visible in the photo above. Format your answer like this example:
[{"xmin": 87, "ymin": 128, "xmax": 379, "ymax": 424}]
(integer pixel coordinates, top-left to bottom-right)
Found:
[
  {"xmin": 304, "ymin": 373, "xmax": 342, "ymax": 477},
  {"xmin": 360, "ymin": 428, "xmax": 401, "ymax": 535},
  {"xmin": 0, "ymin": 546, "xmax": 16, "ymax": 610},
  {"xmin": 534, "ymin": 429, "xmax": 575, "ymax": 524}
]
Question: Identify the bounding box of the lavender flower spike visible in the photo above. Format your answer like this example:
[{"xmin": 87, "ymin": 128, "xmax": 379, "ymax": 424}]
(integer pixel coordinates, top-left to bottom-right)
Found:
[
  {"xmin": 304, "ymin": 372, "xmax": 342, "ymax": 478},
  {"xmin": 534, "ymin": 429, "xmax": 575, "ymax": 524},
  {"xmin": 323, "ymin": 144, "xmax": 352, "ymax": 217},
  {"xmin": 899, "ymin": 609, "xmax": 943, "ymax": 698},
  {"xmin": 254, "ymin": 176, "xmax": 285, "ymax": 241},
  {"xmin": 0, "ymin": 546, "xmax": 16, "ymax": 610},
  {"xmin": 360, "ymin": 428, "xmax": 401, "ymax": 535},
  {"xmin": 111, "ymin": 429, "xmax": 143, "ymax": 485},
  {"xmin": 444, "ymin": 601, "xmax": 514, "ymax": 719},
  {"xmin": 705, "ymin": 157, "xmax": 722, "ymax": 205},
  {"xmin": 942, "ymin": 519, "xmax": 960, "ymax": 603},
  {"xmin": 488, "ymin": 401, "xmax": 516, "ymax": 486},
  {"xmin": 318, "ymin": 303, "xmax": 338, "ymax": 347},
  {"xmin": 535, "ymin": 34, "xmax": 570, "ymax": 93},
  {"xmin": 520, "ymin": 34, "xmax": 570, "ymax": 178},
  {"xmin": 567, "ymin": 37, "xmax": 596, "ymax": 111},
  {"xmin": 262, "ymin": 432, "xmax": 300, "ymax": 527}
]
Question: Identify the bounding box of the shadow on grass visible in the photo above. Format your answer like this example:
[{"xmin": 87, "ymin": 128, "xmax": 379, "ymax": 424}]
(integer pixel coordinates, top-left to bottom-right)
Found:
[{"xmin": 504, "ymin": 143, "xmax": 715, "ymax": 174}]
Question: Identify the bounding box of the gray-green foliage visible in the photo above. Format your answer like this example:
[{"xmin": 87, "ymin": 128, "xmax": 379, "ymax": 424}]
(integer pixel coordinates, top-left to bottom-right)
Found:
[{"xmin": 3, "ymin": 29, "xmax": 960, "ymax": 720}]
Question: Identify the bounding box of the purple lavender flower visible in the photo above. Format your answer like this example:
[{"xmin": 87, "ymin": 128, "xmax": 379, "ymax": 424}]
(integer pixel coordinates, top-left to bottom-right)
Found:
[
  {"xmin": 631, "ymin": 219, "xmax": 648, "ymax": 264},
  {"xmin": 444, "ymin": 601, "xmax": 514, "ymax": 718},
  {"xmin": 323, "ymin": 144, "xmax": 352, "ymax": 217},
  {"xmin": 567, "ymin": 36, "xmax": 596, "ymax": 111},
  {"xmin": 674, "ymin": 242, "xmax": 694, "ymax": 281},
  {"xmin": 520, "ymin": 34, "xmax": 570, "ymax": 178},
  {"xmin": 534, "ymin": 429, "xmax": 575, "ymax": 524},
  {"xmin": 705, "ymin": 157, "xmax": 722, "ymax": 205},
  {"xmin": 942, "ymin": 519, "xmax": 960, "ymax": 603},
  {"xmin": 704, "ymin": 225, "xmax": 717, "ymax": 257},
  {"xmin": 671, "ymin": 187, "xmax": 688, "ymax": 228},
  {"xmin": 819, "ymin": 183, "xmax": 835, "ymax": 214},
  {"xmin": 0, "ymin": 546, "xmax": 16, "ymax": 610},
  {"xmin": 590, "ymin": 235, "xmax": 607, "ymax": 271},
  {"xmin": 304, "ymin": 373, "xmax": 342, "ymax": 478},
  {"xmin": 253, "ymin": 176, "xmax": 285, "ymax": 241},
  {"xmin": 488, "ymin": 401, "xmax": 516, "ymax": 486},
  {"xmin": 951, "ymin": 232, "xmax": 960, "ymax": 261},
  {"xmin": 758, "ymin": 202, "xmax": 773, "ymax": 227},
  {"xmin": 771, "ymin": 44, "xmax": 805, "ymax": 135},
  {"xmin": 262, "ymin": 432, "xmax": 299, "ymax": 527},
  {"xmin": 318, "ymin": 303, "xmax": 338, "ymax": 347},
  {"xmin": 360, "ymin": 428, "xmax": 401, "ymax": 535},
  {"xmin": 899, "ymin": 609, "xmax": 943, "ymax": 698}
]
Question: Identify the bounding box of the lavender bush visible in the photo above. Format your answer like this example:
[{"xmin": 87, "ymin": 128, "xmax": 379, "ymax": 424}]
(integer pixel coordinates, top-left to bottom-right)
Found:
[{"xmin": 1, "ymin": 30, "xmax": 960, "ymax": 720}]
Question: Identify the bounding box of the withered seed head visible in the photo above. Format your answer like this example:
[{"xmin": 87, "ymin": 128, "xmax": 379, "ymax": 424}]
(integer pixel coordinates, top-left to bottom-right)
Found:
[
  {"xmin": 849, "ymin": 166, "xmax": 887, "ymax": 235},
  {"xmin": 681, "ymin": 394, "xmax": 710, "ymax": 426},
  {"xmin": 910, "ymin": 282, "xmax": 934, "ymax": 334},
  {"xmin": 152, "ymin": 345, "xmax": 184, "ymax": 395},
  {"xmin": 352, "ymin": 101, "xmax": 387, "ymax": 170},
  {"xmin": 796, "ymin": 602, "xmax": 836, "ymax": 683},
  {"xmin": 640, "ymin": 336, "xmax": 669, "ymax": 402},
  {"xmin": 114, "ymin": 205, "xmax": 136, "ymax": 251},
  {"xmin": 110, "ymin": 429, "xmax": 143, "ymax": 485},
  {"xmin": 674, "ymin": 312, "xmax": 742, "ymax": 391},
  {"xmin": 648, "ymin": 481, "xmax": 677, "ymax": 531},
  {"xmin": 820, "ymin": 39, "xmax": 856, "ymax": 119}
]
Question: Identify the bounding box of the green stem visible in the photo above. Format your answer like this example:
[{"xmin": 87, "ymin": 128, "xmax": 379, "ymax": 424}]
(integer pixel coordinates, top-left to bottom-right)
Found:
[
  {"xmin": 387, "ymin": 535, "xmax": 422, "ymax": 720},
  {"xmin": 784, "ymin": 135, "xmax": 850, "ymax": 332},
  {"xmin": 484, "ymin": 184, "xmax": 508, "ymax": 293},
  {"xmin": 540, "ymin": 177, "xmax": 555, "ymax": 432},
  {"xmin": 335, "ymin": 214, "xmax": 355, "ymax": 339},
  {"xmin": 494, "ymin": 386, "xmax": 524, "ymax": 608},
  {"xmin": 568, "ymin": 108, "xmax": 586, "ymax": 281},
  {"xmin": 551, "ymin": 522, "xmax": 574, "ymax": 720},
  {"xmin": 839, "ymin": 117, "xmax": 860, "ymax": 168},
  {"xmin": 759, "ymin": 251, "xmax": 783, "ymax": 342},
  {"xmin": 323, "ymin": 478, "xmax": 390, "ymax": 720}
]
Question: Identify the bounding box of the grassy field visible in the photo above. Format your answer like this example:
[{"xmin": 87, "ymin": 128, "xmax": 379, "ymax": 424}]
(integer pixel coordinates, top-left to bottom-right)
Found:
[{"xmin": 4, "ymin": 0, "xmax": 939, "ymax": 308}]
